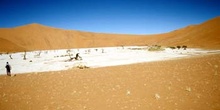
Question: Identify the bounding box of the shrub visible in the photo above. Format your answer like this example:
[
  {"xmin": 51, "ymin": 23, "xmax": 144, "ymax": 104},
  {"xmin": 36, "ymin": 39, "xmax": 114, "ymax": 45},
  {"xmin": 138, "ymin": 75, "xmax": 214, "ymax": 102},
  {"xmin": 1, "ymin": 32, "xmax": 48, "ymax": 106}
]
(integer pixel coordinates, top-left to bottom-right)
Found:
[
  {"xmin": 169, "ymin": 46, "xmax": 176, "ymax": 49},
  {"xmin": 66, "ymin": 49, "xmax": 73, "ymax": 59},
  {"xmin": 77, "ymin": 65, "xmax": 89, "ymax": 69},
  {"xmin": 176, "ymin": 46, "xmax": 181, "ymax": 49},
  {"xmin": 148, "ymin": 45, "xmax": 164, "ymax": 51},
  {"xmin": 182, "ymin": 45, "xmax": 187, "ymax": 50}
]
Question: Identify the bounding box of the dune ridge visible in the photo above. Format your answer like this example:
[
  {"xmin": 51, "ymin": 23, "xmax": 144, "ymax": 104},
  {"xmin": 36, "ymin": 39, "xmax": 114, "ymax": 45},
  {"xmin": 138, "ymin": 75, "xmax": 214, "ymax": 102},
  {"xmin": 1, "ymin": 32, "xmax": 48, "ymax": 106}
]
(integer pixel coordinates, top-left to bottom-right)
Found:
[{"xmin": 0, "ymin": 17, "xmax": 219, "ymax": 52}]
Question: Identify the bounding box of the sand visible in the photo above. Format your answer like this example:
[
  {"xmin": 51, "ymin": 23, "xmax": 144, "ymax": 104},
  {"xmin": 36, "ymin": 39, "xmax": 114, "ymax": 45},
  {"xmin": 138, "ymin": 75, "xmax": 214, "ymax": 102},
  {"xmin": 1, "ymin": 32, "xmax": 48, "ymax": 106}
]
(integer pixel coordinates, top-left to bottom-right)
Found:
[
  {"xmin": 0, "ymin": 54, "xmax": 220, "ymax": 110},
  {"xmin": 0, "ymin": 17, "xmax": 220, "ymax": 52},
  {"xmin": 0, "ymin": 15, "xmax": 219, "ymax": 110}
]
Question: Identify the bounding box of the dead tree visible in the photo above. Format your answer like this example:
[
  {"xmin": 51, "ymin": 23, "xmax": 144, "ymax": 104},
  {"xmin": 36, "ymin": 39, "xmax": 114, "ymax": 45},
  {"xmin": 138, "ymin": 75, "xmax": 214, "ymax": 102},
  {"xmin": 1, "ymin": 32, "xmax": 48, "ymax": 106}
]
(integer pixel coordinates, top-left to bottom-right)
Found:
[
  {"xmin": 66, "ymin": 49, "xmax": 74, "ymax": 61},
  {"xmin": 176, "ymin": 46, "xmax": 181, "ymax": 50},
  {"xmin": 37, "ymin": 51, "xmax": 41, "ymax": 56},
  {"xmin": 182, "ymin": 45, "xmax": 187, "ymax": 50},
  {"xmin": 9, "ymin": 54, "xmax": 13, "ymax": 59},
  {"xmin": 23, "ymin": 51, "xmax": 27, "ymax": 60}
]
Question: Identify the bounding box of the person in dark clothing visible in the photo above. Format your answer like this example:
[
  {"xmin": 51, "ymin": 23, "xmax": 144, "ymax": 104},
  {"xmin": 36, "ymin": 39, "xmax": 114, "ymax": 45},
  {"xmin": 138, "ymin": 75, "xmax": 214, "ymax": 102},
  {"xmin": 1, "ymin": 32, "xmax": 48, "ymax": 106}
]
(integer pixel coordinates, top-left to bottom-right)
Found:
[
  {"xmin": 75, "ymin": 53, "xmax": 82, "ymax": 60},
  {"xmin": 5, "ymin": 62, "xmax": 11, "ymax": 76}
]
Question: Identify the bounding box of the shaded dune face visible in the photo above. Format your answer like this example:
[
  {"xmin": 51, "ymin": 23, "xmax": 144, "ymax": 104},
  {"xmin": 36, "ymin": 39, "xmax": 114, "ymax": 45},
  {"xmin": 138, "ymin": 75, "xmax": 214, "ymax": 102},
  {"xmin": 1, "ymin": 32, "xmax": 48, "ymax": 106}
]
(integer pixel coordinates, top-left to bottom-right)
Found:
[
  {"xmin": 0, "ymin": 17, "xmax": 220, "ymax": 52},
  {"xmin": 0, "ymin": 38, "xmax": 25, "ymax": 52}
]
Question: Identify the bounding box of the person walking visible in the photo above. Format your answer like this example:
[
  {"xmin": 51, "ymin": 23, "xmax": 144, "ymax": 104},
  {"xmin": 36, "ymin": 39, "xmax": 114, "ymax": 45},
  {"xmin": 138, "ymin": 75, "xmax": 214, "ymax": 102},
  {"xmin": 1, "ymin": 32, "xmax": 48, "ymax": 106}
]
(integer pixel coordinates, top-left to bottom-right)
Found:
[{"xmin": 5, "ymin": 62, "xmax": 11, "ymax": 76}]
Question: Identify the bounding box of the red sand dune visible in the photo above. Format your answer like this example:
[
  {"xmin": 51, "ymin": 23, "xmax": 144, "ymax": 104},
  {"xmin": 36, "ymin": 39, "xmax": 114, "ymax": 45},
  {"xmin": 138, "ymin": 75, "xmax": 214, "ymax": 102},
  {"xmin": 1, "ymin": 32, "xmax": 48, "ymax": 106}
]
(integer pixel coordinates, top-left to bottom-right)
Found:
[{"xmin": 0, "ymin": 17, "xmax": 219, "ymax": 52}]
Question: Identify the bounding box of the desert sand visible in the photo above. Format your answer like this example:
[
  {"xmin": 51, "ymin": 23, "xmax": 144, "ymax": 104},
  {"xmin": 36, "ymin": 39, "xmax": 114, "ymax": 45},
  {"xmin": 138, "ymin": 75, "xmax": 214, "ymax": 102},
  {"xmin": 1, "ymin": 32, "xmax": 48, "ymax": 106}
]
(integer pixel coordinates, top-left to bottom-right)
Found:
[
  {"xmin": 0, "ymin": 16, "xmax": 220, "ymax": 110},
  {"xmin": 0, "ymin": 17, "xmax": 220, "ymax": 52},
  {"xmin": 0, "ymin": 54, "xmax": 220, "ymax": 110}
]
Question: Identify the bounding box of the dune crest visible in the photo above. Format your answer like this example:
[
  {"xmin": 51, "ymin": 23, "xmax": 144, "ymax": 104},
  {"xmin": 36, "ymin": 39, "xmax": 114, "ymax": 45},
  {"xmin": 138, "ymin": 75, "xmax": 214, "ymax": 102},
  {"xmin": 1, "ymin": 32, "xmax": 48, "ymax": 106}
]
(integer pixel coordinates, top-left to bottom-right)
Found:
[{"xmin": 0, "ymin": 17, "xmax": 219, "ymax": 52}]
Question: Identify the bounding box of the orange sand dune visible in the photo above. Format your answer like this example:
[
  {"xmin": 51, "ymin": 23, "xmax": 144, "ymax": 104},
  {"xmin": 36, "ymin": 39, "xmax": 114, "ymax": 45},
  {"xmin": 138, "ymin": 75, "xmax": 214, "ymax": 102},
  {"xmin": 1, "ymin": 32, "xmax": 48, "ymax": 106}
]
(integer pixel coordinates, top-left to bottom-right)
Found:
[
  {"xmin": 0, "ymin": 17, "xmax": 219, "ymax": 52},
  {"xmin": 156, "ymin": 17, "xmax": 220, "ymax": 48},
  {"xmin": 0, "ymin": 37, "xmax": 25, "ymax": 52}
]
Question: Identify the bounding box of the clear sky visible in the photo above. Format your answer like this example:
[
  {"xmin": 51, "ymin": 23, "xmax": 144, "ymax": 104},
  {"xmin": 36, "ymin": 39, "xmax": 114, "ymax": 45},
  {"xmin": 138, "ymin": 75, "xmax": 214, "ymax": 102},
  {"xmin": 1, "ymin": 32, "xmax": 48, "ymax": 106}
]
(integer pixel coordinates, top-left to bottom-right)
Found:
[{"xmin": 0, "ymin": 0, "xmax": 219, "ymax": 34}]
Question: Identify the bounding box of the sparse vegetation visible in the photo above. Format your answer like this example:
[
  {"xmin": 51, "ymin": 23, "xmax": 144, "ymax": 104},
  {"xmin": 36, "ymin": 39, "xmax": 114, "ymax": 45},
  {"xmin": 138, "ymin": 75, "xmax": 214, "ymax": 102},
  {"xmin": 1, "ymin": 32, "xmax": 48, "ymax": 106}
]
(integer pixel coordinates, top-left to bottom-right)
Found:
[
  {"xmin": 77, "ymin": 65, "xmax": 89, "ymax": 69},
  {"xmin": 60, "ymin": 55, "xmax": 65, "ymax": 57},
  {"xmin": 182, "ymin": 45, "xmax": 187, "ymax": 50},
  {"xmin": 148, "ymin": 45, "xmax": 165, "ymax": 51},
  {"xmin": 121, "ymin": 45, "xmax": 124, "ymax": 49},
  {"xmin": 169, "ymin": 46, "xmax": 176, "ymax": 49},
  {"xmin": 37, "ymin": 51, "xmax": 41, "ymax": 56},
  {"xmin": 176, "ymin": 46, "xmax": 181, "ymax": 49},
  {"xmin": 66, "ymin": 49, "xmax": 73, "ymax": 59},
  {"xmin": 34, "ymin": 51, "xmax": 42, "ymax": 58},
  {"xmin": 9, "ymin": 54, "xmax": 13, "ymax": 59}
]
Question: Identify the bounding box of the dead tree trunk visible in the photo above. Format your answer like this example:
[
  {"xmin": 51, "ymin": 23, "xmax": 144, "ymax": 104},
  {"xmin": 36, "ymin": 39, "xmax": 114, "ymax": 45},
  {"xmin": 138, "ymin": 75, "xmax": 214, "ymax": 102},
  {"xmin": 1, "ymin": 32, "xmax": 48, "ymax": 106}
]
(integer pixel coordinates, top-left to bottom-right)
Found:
[
  {"xmin": 9, "ymin": 54, "xmax": 13, "ymax": 59},
  {"xmin": 23, "ymin": 51, "xmax": 27, "ymax": 60}
]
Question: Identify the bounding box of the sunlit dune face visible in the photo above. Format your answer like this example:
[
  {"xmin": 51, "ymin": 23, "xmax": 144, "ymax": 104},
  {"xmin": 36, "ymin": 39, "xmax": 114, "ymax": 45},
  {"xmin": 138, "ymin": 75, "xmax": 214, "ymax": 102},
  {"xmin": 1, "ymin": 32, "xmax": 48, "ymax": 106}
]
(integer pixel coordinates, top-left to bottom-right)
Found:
[{"xmin": 0, "ymin": 17, "xmax": 220, "ymax": 52}]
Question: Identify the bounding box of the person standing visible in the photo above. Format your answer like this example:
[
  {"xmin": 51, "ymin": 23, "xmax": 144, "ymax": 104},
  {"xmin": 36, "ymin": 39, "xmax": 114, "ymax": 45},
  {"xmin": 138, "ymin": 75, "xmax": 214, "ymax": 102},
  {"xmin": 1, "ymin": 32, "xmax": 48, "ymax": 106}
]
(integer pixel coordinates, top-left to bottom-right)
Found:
[{"xmin": 5, "ymin": 62, "xmax": 11, "ymax": 76}]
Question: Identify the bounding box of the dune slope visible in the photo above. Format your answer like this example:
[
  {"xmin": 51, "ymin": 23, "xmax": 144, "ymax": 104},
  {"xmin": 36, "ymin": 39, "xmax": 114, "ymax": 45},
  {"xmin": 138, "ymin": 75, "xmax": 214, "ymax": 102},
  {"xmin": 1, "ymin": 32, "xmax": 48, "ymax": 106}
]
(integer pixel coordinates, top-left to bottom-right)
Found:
[
  {"xmin": 0, "ymin": 17, "xmax": 219, "ymax": 52},
  {"xmin": 0, "ymin": 37, "xmax": 25, "ymax": 52},
  {"xmin": 157, "ymin": 17, "xmax": 220, "ymax": 48}
]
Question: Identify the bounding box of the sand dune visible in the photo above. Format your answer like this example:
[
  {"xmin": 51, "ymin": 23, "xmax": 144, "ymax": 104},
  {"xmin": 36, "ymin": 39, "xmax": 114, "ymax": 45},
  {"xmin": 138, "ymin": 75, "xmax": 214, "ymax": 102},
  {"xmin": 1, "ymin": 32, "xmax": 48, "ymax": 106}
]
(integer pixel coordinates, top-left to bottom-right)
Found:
[
  {"xmin": 157, "ymin": 17, "xmax": 220, "ymax": 48},
  {"xmin": 0, "ymin": 38, "xmax": 25, "ymax": 52},
  {"xmin": 0, "ymin": 17, "xmax": 219, "ymax": 52},
  {"xmin": 0, "ymin": 24, "xmax": 147, "ymax": 52},
  {"xmin": 0, "ymin": 16, "xmax": 220, "ymax": 110}
]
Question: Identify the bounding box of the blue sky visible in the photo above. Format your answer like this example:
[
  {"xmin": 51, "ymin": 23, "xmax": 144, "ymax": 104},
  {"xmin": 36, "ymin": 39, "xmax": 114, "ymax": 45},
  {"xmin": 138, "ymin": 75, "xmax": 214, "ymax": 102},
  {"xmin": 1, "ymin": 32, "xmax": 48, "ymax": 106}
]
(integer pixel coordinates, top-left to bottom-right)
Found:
[{"xmin": 0, "ymin": 0, "xmax": 219, "ymax": 34}]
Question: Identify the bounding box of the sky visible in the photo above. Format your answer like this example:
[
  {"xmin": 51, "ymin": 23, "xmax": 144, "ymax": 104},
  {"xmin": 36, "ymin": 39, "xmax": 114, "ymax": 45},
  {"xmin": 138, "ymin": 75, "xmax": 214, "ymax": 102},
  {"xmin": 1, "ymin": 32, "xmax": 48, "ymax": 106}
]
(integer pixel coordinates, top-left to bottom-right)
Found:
[{"xmin": 0, "ymin": 0, "xmax": 220, "ymax": 34}]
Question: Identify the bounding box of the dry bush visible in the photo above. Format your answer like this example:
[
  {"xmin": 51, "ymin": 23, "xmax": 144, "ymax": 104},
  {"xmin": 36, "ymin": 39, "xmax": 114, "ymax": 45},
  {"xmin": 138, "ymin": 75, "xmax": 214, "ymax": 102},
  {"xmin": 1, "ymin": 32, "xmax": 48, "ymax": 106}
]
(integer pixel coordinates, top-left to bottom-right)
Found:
[
  {"xmin": 77, "ymin": 65, "xmax": 89, "ymax": 69},
  {"xmin": 169, "ymin": 46, "xmax": 176, "ymax": 49},
  {"xmin": 182, "ymin": 45, "xmax": 187, "ymax": 50},
  {"xmin": 148, "ymin": 45, "xmax": 165, "ymax": 51},
  {"xmin": 176, "ymin": 46, "xmax": 181, "ymax": 49}
]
